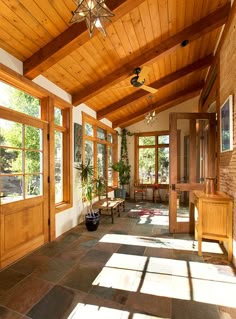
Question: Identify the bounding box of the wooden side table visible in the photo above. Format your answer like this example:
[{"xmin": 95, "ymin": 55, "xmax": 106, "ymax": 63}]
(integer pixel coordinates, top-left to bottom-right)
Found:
[{"xmin": 193, "ymin": 191, "xmax": 233, "ymax": 261}]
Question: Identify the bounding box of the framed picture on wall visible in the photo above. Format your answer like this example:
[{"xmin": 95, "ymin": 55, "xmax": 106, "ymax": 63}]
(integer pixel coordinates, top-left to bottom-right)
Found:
[
  {"xmin": 220, "ymin": 95, "xmax": 233, "ymax": 152},
  {"xmin": 74, "ymin": 123, "xmax": 82, "ymax": 162}
]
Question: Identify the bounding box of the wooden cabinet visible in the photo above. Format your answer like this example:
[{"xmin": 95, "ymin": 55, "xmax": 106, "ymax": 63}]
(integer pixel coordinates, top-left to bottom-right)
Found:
[{"xmin": 193, "ymin": 191, "xmax": 233, "ymax": 261}]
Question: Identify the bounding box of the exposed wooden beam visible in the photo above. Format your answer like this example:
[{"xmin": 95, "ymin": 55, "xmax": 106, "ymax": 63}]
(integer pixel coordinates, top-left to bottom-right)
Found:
[
  {"xmin": 23, "ymin": 0, "xmax": 145, "ymax": 79},
  {"xmin": 112, "ymin": 82, "xmax": 204, "ymax": 128},
  {"xmin": 97, "ymin": 55, "xmax": 213, "ymax": 119},
  {"xmin": 200, "ymin": 0, "xmax": 235, "ymax": 111},
  {"xmin": 72, "ymin": 3, "xmax": 230, "ymax": 106}
]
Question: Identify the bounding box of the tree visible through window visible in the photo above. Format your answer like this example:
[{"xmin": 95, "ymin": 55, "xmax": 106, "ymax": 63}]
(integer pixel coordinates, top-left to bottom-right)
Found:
[{"xmin": 135, "ymin": 133, "xmax": 169, "ymax": 185}]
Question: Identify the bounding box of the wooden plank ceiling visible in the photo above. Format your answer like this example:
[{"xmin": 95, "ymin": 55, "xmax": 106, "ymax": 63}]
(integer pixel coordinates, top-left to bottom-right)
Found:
[{"xmin": 0, "ymin": 0, "xmax": 231, "ymax": 128}]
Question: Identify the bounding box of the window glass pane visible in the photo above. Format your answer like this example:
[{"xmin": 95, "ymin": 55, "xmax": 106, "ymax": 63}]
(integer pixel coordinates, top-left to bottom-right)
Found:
[
  {"xmin": 25, "ymin": 151, "xmax": 42, "ymax": 173},
  {"xmin": 97, "ymin": 143, "xmax": 106, "ymax": 178},
  {"xmin": 158, "ymin": 135, "xmax": 169, "ymax": 144},
  {"xmin": 97, "ymin": 127, "xmax": 106, "ymax": 140},
  {"xmin": 25, "ymin": 126, "xmax": 42, "ymax": 150},
  {"xmin": 138, "ymin": 148, "xmax": 155, "ymax": 184},
  {"xmin": 107, "ymin": 133, "xmax": 113, "ymax": 143},
  {"xmin": 0, "ymin": 81, "xmax": 40, "ymax": 118},
  {"xmin": 55, "ymin": 131, "xmax": 63, "ymax": 203},
  {"xmin": 0, "ymin": 119, "xmax": 22, "ymax": 148},
  {"xmin": 107, "ymin": 146, "xmax": 113, "ymax": 186},
  {"xmin": 85, "ymin": 123, "xmax": 93, "ymax": 137},
  {"xmin": 0, "ymin": 175, "xmax": 23, "ymax": 203},
  {"xmin": 0, "ymin": 149, "xmax": 22, "ymax": 174},
  {"xmin": 25, "ymin": 175, "xmax": 42, "ymax": 198},
  {"xmin": 158, "ymin": 147, "xmax": 169, "ymax": 184},
  {"xmin": 85, "ymin": 140, "xmax": 94, "ymax": 164},
  {"xmin": 54, "ymin": 107, "xmax": 63, "ymax": 126},
  {"xmin": 139, "ymin": 136, "xmax": 155, "ymax": 146}
]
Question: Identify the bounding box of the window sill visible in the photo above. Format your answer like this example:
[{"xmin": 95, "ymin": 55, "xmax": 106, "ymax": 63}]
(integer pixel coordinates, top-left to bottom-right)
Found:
[{"xmin": 55, "ymin": 202, "xmax": 72, "ymax": 214}]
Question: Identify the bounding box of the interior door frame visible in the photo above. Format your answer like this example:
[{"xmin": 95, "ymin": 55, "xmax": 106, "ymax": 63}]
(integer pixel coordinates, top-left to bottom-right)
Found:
[{"xmin": 169, "ymin": 112, "xmax": 216, "ymax": 233}]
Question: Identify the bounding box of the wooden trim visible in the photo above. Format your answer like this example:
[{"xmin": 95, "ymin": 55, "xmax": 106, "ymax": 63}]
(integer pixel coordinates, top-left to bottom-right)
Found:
[
  {"xmin": 0, "ymin": 63, "xmax": 72, "ymax": 109},
  {"xmin": 134, "ymin": 130, "xmax": 169, "ymax": 137},
  {"xmin": 82, "ymin": 112, "xmax": 117, "ymax": 135},
  {"xmin": 0, "ymin": 106, "xmax": 47, "ymax": 127},
  {"xmin": 42, "ymin": 97, "xmax": 55, "ymax": 240},
  {"xmin": 134, "ymin": 131, "xmax": 170, "ymax": 185},
  {"xmin": 82, "ymin": 112, "xmax": 118, "ymax": 185},
  {"xmin": 189, "ymin": 119, "xmax": 197, "ymax": 183}
]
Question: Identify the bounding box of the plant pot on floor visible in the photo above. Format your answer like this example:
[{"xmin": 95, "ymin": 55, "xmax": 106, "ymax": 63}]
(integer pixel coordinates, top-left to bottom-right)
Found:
[
  {"xmin": 114, "ymin": 188, "xmax": 126, "ymax": 199},
  {"xmin": 85, "ymin": 211, "xmax": 100, "ymax": 231}
]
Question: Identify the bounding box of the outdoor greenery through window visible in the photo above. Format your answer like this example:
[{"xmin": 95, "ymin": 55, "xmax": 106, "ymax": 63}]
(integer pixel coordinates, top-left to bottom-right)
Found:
[
  {"xmin": 54, "ymin": 107, "xmax": 65, "ymax": 204},
  {"xmin": 0, "ymin": 81, "xmax": 40, "ymax": 118},
  {"xmin": 0, "ymin": 118, "xmax": 43, "ymax": 204},
  {"xmin": 135, "ymin": 132, "xmax": 169, "ymax": 185},
  {"xmin": 83, "ymin": 114, "xmax": 117, "ymax": 187}
]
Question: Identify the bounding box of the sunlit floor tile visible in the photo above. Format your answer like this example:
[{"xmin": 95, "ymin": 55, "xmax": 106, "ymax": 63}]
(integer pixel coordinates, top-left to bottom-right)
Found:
[
  {"xmin": 141, "ymin": 272, "xmax": 191, "ymax": 300},
  {"xmin": 105, "ymin": 253, "xmax": 147, "ymax": 271},
  {"xmin": 93, "ymin": 266, "xmax": 142, "ymax": 292},
  {"xmin": 192, "ymin": 278, "xmax": 236, "ymax": 308},
  {"xmin": 68, "ymin": 303, "xmax": 130, "ymax": 319}
]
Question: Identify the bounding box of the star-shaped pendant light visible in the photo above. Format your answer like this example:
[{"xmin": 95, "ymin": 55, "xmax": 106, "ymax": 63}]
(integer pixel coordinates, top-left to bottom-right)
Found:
[{"xmin": 70, "ymin": 0, "xmax": 114, "ymax": 37}]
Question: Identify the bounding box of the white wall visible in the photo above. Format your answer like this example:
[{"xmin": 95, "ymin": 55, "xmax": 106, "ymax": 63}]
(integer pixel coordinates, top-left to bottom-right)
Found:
[{"xmin": 126, "ymin": 97, "xmax": 199, "ymax": 200}]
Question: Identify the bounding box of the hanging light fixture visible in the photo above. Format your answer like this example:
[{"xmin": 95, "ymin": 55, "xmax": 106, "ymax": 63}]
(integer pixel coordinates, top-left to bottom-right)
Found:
[
  {"xmin": 144, "ymin": 110, "xmax": 157, "ymax": 125},
  {"xmin": 70, "ymin": 0, "xmax": 114, "ymax": 38},
  {"xmin": 144, "ymin": 95, "xmax": 157, "ymax": 125}
]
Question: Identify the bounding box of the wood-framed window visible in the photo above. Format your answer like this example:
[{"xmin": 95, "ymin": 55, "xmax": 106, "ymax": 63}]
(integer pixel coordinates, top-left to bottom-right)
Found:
[
  {"xmin": 135, "ymin": 131, "xmax": 169, "ymax": 185},
  {"xmin": 54, "ymin": 106, "xmax": 72, "ymax": 210},
  {"xmin": 82, "ymin": 113, "xmax": 117, "ymax": 187},
  {"xmin": 0, "ymin": 65, "xmax": 72, "ymax": 215}
]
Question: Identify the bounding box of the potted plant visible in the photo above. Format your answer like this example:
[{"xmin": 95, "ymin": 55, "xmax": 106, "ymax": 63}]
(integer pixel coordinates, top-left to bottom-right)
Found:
[
  {"xmin": 112, "ymin": 159, "xmax": 131, "ymax": 198},
  {"xmin": 75, "ymin": 160, "xmax": 105, "ymax": 231},
  {"xmin": 112, "ymin": 129, "xmax": 132, "ymax": 198}
]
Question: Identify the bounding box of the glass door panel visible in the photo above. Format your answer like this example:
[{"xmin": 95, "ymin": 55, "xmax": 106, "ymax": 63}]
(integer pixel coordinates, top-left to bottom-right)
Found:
[{"xmin": 169, "ymin": 113, "xmax": 216, "ymax": 233}]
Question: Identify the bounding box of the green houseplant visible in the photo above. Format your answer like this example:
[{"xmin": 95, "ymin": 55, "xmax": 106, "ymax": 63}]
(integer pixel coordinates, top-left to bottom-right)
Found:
[
  {"xmin": 112, "ymin": 129, "xmax": 131, "ymax": 198},
  {"xmin": 75, "ymin": 160, "xmax": 106, "ymax": 231}
]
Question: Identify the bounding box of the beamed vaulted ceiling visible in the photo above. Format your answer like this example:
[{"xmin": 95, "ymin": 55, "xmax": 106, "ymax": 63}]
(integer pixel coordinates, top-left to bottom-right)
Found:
[{"xmin": 0, "ymin": 0, "xmax": 231, "ymax": 128}]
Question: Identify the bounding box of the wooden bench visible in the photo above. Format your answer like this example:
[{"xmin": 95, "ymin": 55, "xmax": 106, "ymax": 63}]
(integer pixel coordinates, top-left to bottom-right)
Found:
[{"xmin": 93, "ymin": 198, "xmax": 125, "ymax": 223}]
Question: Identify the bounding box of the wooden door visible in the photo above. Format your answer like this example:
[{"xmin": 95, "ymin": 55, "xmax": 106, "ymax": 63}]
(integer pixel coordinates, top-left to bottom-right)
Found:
[
  {"xmin": 169, "ymin": 112, "xmax": 216, "ymax": 233},
  {"xmin": 0, "ymin": 108, "xmax": 49, "ymax": 268}
]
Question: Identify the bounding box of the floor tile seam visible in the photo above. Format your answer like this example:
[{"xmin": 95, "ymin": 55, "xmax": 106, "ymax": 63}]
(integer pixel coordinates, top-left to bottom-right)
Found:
[
  {"xmin": 0, "ymin": 303, "xmax": 32, "ymax": 318},
  {"xmin": 0, "ymin": 272, "xmax": 56, "ymax": 304},
  {"xmin": 18, "ymin": 283, "xmax": 56, "ymax": 316},
  {"xmin": 86, "ymin": 286, "xmax": 131, "ymax": 307},
  {"xmin": 0, "ymin": 271, "xmax": 32, "ymax": 298}
]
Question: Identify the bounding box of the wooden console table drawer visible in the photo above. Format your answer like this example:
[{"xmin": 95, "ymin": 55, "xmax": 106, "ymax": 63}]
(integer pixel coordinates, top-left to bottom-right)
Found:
[{"xmin": 193, "ymin": 191, "xmax": 233, "ymax": 261}]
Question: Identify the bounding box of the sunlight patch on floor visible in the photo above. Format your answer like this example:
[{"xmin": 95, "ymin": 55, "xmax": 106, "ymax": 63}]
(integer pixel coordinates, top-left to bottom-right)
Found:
[
  {"xmin": 100, "ymin": 234, "xmax": 224, "ymax": 254},
  {"xmin": 67, "ymin": 303, "xmax": 129, "ymax": 319},
  {"xmin": 105, "ymin": 253, "xmax": 147, "ymax": 271},
  {"xmin": 93, "ymin": 266, "xmax": 142, "ymax": 292},
  {"xmin": 137, "ymin": 216, "xmax": 169, "ymax": 226},
  {"xmin": 92, "ymin": 253, "xmax": 236, "ymax": 308},
  {"xmin": 67, "ymin": 303, "xmax": 168, "ymax": 319},
  {"xmin": 141, "ymin": 272, "xmax": 191, "ymax": 300}
]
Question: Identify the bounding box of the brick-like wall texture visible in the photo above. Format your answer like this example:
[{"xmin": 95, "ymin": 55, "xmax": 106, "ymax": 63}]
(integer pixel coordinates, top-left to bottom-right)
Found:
[{"xmin": 219, "ymin": 4, "xmax": 236, "ymax": 266}]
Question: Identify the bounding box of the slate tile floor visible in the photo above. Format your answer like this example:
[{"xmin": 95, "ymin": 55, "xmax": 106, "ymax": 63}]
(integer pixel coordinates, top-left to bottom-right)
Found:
[{"xmin": 0, "ymin": 200, "xmax": 236, "ymax": 319}]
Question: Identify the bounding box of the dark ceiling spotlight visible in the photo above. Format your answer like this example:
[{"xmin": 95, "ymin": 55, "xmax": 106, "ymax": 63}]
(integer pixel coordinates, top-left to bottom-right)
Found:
[{"xmin": 181, "ymin": 39, "xmax": 189, "ymax": 47}]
